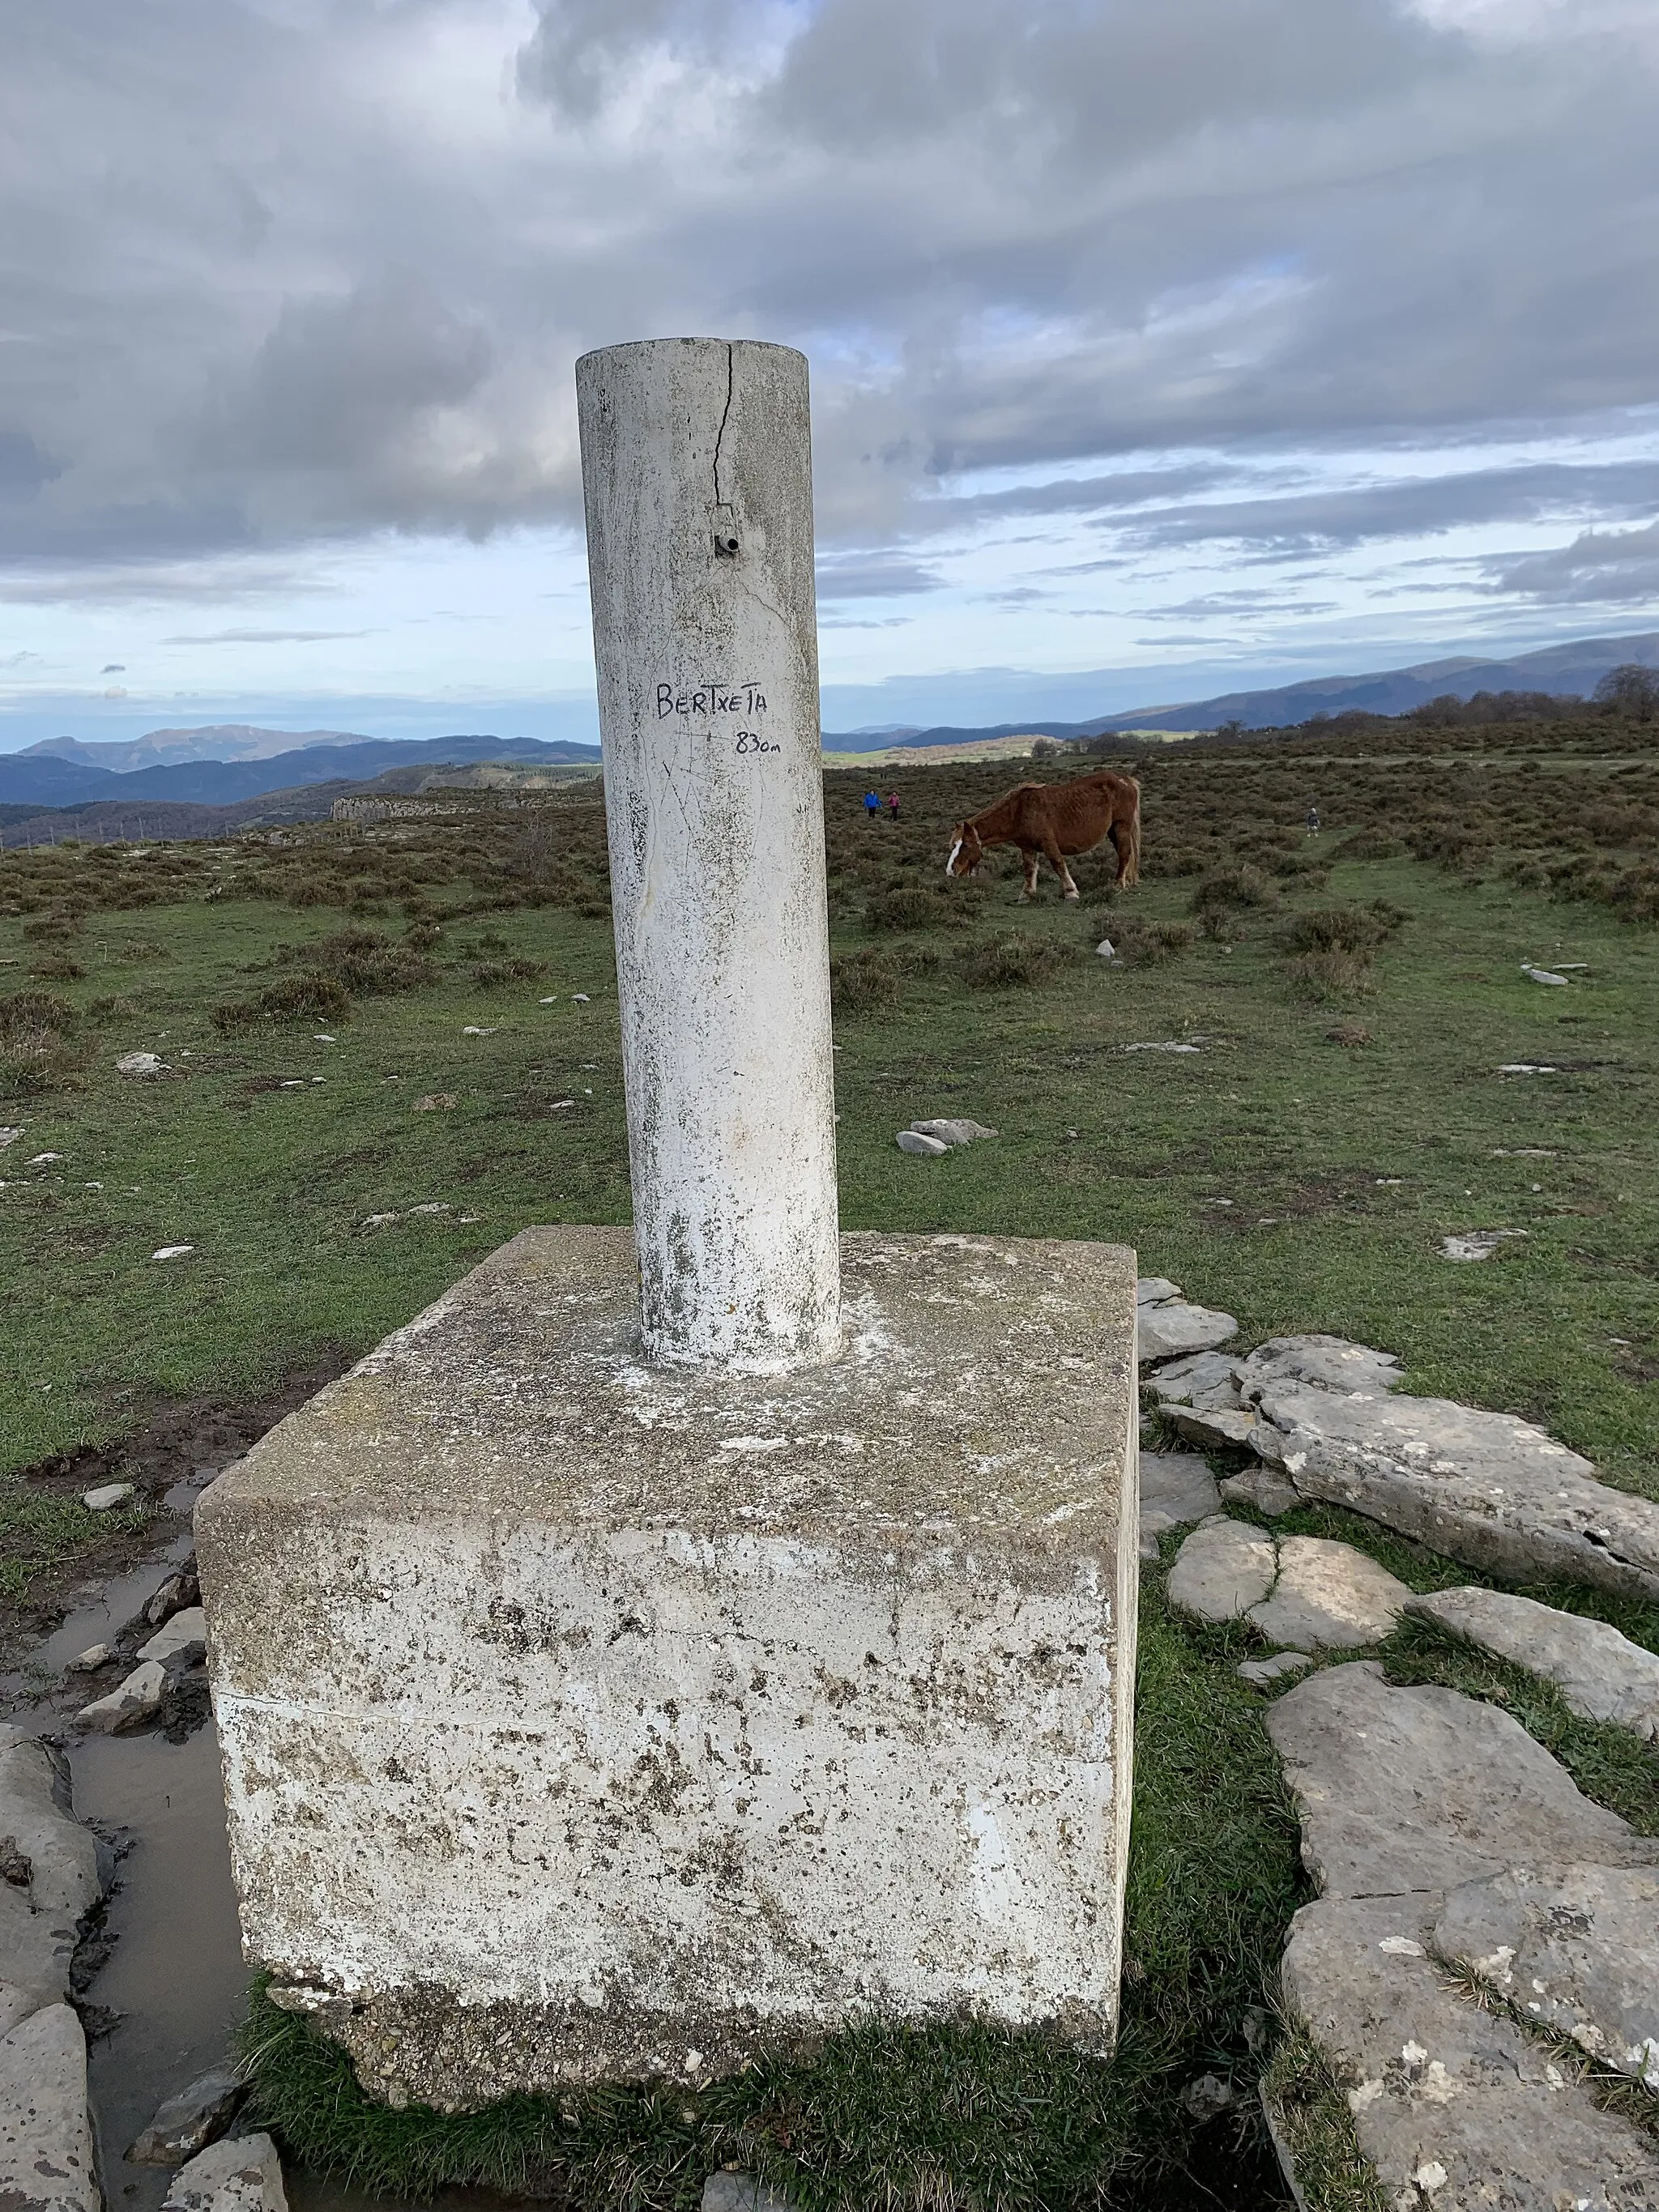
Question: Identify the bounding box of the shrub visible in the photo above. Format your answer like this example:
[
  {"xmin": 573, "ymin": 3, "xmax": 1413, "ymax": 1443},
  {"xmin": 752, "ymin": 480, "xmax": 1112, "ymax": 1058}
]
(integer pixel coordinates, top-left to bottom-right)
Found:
[
  {"xmin": 1276, "ymin": 903, "xmax": 1405, "ymax": 957},
  {"xmin": 959, "ymin": 931, "xmax": 1081, "ymax": 989},
  {"xmin": 1284, "ymin": 950, "xmax": 1375, "ymax": 1003},
  {"xmin": 864, "ymin": 885, "xmax": 953, "ymax": 931},
  {"xmin": 1188, "ymin": 864, "xmax": 1279, "ymax": 936},
  {"xmin": 279, "ymin": 927, "xmax": 436, "ymax": 997},
  {"xmin": 1102, "ymin": 918, "xmax": 1196, "ymax": 964},
  {"xmin": 830, "ymin": 950, "xmax": 903, "ymax": 1012},
  {"xmin": 0, "ymin": 989, "xmax": 84, "ymax": 1091},
  {"xmin": 472, "ymin": 958, "xmax": 549, "ymax": 986},
  {"xmin": 211, "ymin": 973, "xmax": 352, "ymax": 1032}
]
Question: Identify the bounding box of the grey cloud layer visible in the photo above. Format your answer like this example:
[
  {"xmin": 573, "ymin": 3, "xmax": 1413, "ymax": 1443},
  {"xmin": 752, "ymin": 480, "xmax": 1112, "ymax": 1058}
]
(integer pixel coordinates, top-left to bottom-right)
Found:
[{"xmin": 1, "ymin": 0, "xmax": 1657, "ymax": 587}]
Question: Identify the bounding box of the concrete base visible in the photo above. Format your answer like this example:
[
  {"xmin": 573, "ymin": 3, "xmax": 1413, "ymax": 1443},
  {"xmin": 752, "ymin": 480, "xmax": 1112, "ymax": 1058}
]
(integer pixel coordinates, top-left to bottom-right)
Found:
[{"xmin": 198, "ymin": 1228, "xmax": 1137, "ymax": 2112}]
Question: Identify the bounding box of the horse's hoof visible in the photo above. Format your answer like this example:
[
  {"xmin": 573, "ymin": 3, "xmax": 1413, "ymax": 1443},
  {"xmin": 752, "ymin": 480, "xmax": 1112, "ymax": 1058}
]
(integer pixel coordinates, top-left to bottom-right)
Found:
[{"xmin": 1064, "ymin": 889, "xmax": 1080, "ymax": 902}]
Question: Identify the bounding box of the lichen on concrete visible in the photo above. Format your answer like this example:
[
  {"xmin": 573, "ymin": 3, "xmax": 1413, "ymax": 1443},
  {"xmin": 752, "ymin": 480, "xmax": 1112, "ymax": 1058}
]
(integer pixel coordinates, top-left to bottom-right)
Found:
[{"xmin": 200, "ymin": 1226, "xmax": 1138, "ymax": 2112}]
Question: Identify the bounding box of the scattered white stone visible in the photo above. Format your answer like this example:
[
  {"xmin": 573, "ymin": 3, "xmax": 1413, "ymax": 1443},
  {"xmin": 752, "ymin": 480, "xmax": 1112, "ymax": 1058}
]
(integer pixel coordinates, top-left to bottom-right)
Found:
[
  {"xmin": 539, "ymin": 995, "xmax": 558, "ymax": 1004},
  {"xmin": 1138, "ymin": 1297, "xmax": 1239, "ymax": 1365},
  {"xmin": 151, "ymin": 1244, "xmax": 195, "ymax": 1262},
  {"xmin": 1237, "ymin": 1335, "xmax": 1404, "ymax": 1400},
  {"xmin": 1521, "ymin": 965, "xmax": 1569, "ymax": 986},
  {"xmin": 1238, "ymin": 1651, "xmax": 1314, "ymax": 1687},
  {"xmin": 130, "ymin": 2068, "xmax": 248, "ymax": 2168},
  {"xmin": 1440, "ymin": 1229, "xmax": 1526, "ymax": 1261},
  {"xmin": 1095, "ymin": 938, "xmax": 1115, "ymax": 960},
  {"xmin": 909, "ymin": 1119, "xmax": 998, "ymax": 1146},
  {"xmin": 1435, "ymin": 1863, "xmax": 1659, "ymax": 2089},
  {"xmin": 25, "ymin": 1153, "xmax": 63, "ymax": 1167},
  {"xmin": 80, "ymin": 1483, "xmax": 134, "ymax": 1512},
  {"xmin": 1219, "ymin": 1467, "xmax": 1301, "ymax": 1517},
  {"xmin": 404, "ymin": 1202, "xmax": 450, "ymax": 1216},
  {"xmin": 1496, "ymin": 1063, "xmax": 1557, "ymax": 1075},
  {"xmin": 895, "ymin": 1130, "xmax": 948, "ymax": 1157},
  {"xmin": 63, "ymin": 1645, "xmax": 111, "ymax": 1674},
  {"xmin": 1166, "ymin": 1519, "xmax": 1277, "ymax": 1623},
  {"xmin": 75, "ymin": 1660, "xmax": 166, "ymax": 1733},
  {"xmin": 461, "ymin": 1025, "xmax": 499, "ymax": 1036},
  {"xmin": 1246, "ymin": 1536, "xmax": 1410, "ymax": 1652},
  {"xmin": 1247, "ymin": 1383, "xmax": 1659, "ymax": 1601},
  {"xmin": 1124, "ymin": 1040, "xmax": 1201, "ymax": 1053},
  {"xmin": 0, "ymin": 2004, "xmax": 100, "ymax": 2212},
  {"xmin": 137, "ymin": 1608, "xmax": 207, "ymax": 1670},
  {"xmin": 313, "ymin": 1034, "xmax": 335, "ymax": 1042},
  {"xmin": 163, "ymin": 2132, "xmax": 288, "ymax": 2212},
  {"xmin": 115, "ymin": 1051, "xmax": 168, "ymax": 1076},
  {"xmin": 1140, "ymin": 1453, "xmax": 1222, "ymax": 1551},
  {"xmin": 1405, "ymin": 1587, "xmax": 1659, "ymax": 1742},
  {"xmin": 1268, "ymin": 1663, "xmax": 1659, "ymax": 2211},
  {"xmin": 0, "ymin": 1129, "xmax": 21, "ymax": 1149},
  {"xmin": 571, "ymin": 992, "xmax": 591, "ymax": 1003}
]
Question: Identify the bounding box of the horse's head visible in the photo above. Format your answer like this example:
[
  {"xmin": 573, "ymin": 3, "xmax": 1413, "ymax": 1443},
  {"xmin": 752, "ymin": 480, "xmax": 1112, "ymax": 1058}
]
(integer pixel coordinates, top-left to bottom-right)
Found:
[{"xmin": 945, "ymin": 822, "xmax": 983, "ymax": 880}]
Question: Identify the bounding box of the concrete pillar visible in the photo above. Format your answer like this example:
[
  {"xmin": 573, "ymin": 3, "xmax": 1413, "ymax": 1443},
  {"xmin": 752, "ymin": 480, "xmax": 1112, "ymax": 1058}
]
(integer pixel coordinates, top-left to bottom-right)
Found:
[{"xmin": 576, "ymin": 339, "xmax": 840, "ymax": 1373}]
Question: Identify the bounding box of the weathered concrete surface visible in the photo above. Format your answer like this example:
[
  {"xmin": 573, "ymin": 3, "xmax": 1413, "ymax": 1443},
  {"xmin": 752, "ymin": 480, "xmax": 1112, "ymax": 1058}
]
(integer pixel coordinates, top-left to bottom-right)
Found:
[
  {"xmin": 163, "ymin": 2133, "xmax": 288, "ymax": 2212},
  {"xmin": 1245, "ymin": 1536, "xmax": 1410, "ymax": 1653},
  {"xmin": 1435, "ymin": 1863, "xmax": 1659, "ymax": 2089},
  {"xmin": 1249, "ymin": 1383, "xmax": 1659, "ymax": 1601},
  {"xmin": 1407, "ymin": 1585, "xmax": 1659, "ymax": 1741},
  {"xmin": 576, "ymin": 339, "xmax": 839, "ymax": 1375},
  {"xmin": 1165, "ymin": 1519, "xmax": 1276, "ymax": 1623},
  {"xmin": 1268, "ymin": 1664, "xmax": 1659, "ymax": 2211},
  {"xmin": 0, "ymin": 1729, "xmax": 105, "ymax": 2037},
  {"xmin": 199, "ymin": 1225, "xmax": 1138, "ymax": 2110},
  {"xmin": 0, "ymin": 2002, "xmax": 100, "ymax": 2212}
]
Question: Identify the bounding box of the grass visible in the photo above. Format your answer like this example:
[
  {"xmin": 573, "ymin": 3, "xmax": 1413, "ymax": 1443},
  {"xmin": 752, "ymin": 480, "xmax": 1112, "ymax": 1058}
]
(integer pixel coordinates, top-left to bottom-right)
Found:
[
  {"xmin": 2, "ymin": 712, "xmax": 1657, "ymax": 2203},
  {"xmin": 241, "ymin": 1558, "xmax": 1306, "ymax": 2210}
]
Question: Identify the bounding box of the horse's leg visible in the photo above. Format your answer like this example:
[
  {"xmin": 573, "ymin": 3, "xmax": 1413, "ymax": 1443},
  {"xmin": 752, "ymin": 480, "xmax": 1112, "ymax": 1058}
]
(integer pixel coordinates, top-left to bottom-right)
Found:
[
  {"xmin": 1017, "ymin": 847, "xmax": 1040, "ymax": 902},
  {"xmin": 1043, "ymin": 837, "xmax": 1080, "ymax": 900}
]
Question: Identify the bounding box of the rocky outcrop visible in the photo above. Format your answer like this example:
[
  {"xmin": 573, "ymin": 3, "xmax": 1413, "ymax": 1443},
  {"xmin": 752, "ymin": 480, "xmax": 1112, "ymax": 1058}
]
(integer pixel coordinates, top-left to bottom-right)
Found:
[
  {"xmin": 1266, "ymin": 1664, "xmax": 1659, "ymax": 2210},
  {"xmin": 1406, "ymin": 1586, "xmax": 1659, "ymax": 1741},
  {"xmin": 163, "ymin": 2134, "xmax": 288, "ymax": 2212}
]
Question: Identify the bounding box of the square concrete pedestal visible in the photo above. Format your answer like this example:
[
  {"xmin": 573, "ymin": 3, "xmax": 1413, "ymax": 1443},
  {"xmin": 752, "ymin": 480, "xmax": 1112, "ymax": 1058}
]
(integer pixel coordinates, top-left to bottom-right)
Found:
[{"xmin": 198, "ymin": 1227, "xmax": 1138, "ymax": 2112}]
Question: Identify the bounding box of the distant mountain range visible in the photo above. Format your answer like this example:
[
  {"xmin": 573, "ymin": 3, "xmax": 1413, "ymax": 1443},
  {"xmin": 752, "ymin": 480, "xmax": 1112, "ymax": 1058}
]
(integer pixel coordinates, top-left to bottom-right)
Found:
[
  {"xmin": 0, "ymin": 732, "xmax": 602, "ymax": 810},
  {"xmin": 3, "ymin": 628, "xmax": 1655, "ymax": 812}
]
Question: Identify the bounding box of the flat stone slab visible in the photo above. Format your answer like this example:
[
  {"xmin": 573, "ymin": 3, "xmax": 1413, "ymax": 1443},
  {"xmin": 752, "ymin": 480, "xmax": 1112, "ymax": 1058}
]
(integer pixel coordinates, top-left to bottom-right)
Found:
[
  {"xmin": 1269, "ymin": 1664, "xmax": 1659, "ymax": 2210},
  {"xmin": 1166, "ymin": 1402, "xmax": 1256, "ymax": 1449},
  {"xmin": 1237, "ymin": 1334, "xmax": 1403, "ymax": 1400},
  {"xmin": 908, "ymin": 1119, "xmax": 996, "ymax": 1147},
  {"xmin": 1139, "ymin": 1452, "xmax": 1221, "ymax": 1542},
  {"xmin": 137, "ymin": 1607, "xmax": 207, "ymax": 1670},
  {"xmin": 1245, "ymin": 1536, "xmax": 1410, "ymax": 1652},
  {"xmin": 0, "ymin": 2002, "xmax": 100, "ymax": 2212},
  {"xmin": 130, "ymin": 2065, "xmax": 249, "ymax": 2167},
  {"xmin": 1218, "ymin": 1468, "xmax": 1299, "ymax": 1516},
  {"xmin": 1146, "ymin": 1350, "xmax": 1242, "ymax": 1405},
  {"xmin": 1249, "ymin": 1384, "xmax": 1659, "ymax": 1602},
  {"xmin": 1237, "ymin": 1651, "xmax": 1313, "ymax": 1687},
  {"xmin": 1137, "ymin": 1298, "xmax": 1239, "ymax": 1366},
  {"xmin": 1435, "ymin": 1863, "xmax": 1659, "ymax": 2089},
  {"xmin": 199, "ymin": 1228, "xmax": 1137, "ymax": 2110},
  {"xmin": 163, "ymin": 2134, "xmax": 288, "ymax": 2212},
  {"xmin": 702, "ymin": 2178, "xmax": 796, "ymax": 2212},
  {"xmin": 75, "ymin": 1660, "xmax": 165, "ymax": 1733},
  {"xmin": 1166, "ymin": 1519, "xmax": 1276, "ymax": 1623},
  {"xmin": 0, "ymin": 1729, "xmax": 106, "ymax": 2037},
  {"xmin": 1407, "ymin": 1586, "xmax": 1659, "ymax": 1742}
]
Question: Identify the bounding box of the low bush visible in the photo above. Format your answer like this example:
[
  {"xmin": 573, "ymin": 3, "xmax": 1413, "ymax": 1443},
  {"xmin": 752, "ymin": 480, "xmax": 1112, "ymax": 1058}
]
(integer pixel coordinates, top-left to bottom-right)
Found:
[
  {"xmin": 211, "ymin": 973, "xmax": 353, "ymax": 1031},
  {"xmin": 1188, "ymin": 864, "xmax": 1280, "ymax": 936},
  {"xmin": 959, "ymin": 931, "xmax": 1081, "ymax": 989},
  {"xmin": 276, "ymin": 927, "xmax": 437, "ymax": 997},
  {"xmin": 1276, "ymin": 902, "xmax": 1406, "ymax": 958},
  {"xmin": 1283, "ymin": 949, "xmax": 1375, "ymax": 1003},
  {"xmin": 0, "ymin": 988, "xmax": 84, "ymax": 1091},
  {"xmin": 864, "ymin": 885, "xmax": 954, "ymax": 932},
  {"xmin": 1104, "ymin": 918, "xmax": 1196, "ymax": 964},
  {"xmin": 830, "ymin": 950, "xmax": 906, "ymax": 1012},
  {"xmin": 471, "ymin": 958, "xmax": 549, "ymax": 986}
]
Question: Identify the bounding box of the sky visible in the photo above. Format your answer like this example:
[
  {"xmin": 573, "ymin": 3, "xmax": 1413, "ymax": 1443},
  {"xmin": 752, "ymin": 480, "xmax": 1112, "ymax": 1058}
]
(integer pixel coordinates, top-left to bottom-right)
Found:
[{"xmin": 2, "ymin": 0, "xmax": 1658, "ymax": 750}]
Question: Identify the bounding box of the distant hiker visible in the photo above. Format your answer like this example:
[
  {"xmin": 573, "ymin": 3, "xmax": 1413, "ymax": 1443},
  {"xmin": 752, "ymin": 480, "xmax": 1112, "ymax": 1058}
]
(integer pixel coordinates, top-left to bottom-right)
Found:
[
  {"xmin": 1306, "ymin": 804, "xmax": 1320, "ymax": 835},
  {"xmin": 886, "ymin": 791, "xmax": 901, "ymax": 822},
  {"xmin": 864, "ymin": 789, "xmax": 881, "ymax": 820}
]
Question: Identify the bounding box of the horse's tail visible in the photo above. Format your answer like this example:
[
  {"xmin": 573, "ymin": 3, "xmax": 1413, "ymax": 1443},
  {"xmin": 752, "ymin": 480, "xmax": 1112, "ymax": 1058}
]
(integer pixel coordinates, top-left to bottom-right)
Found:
[{"xmin": 1120, "ymin": 777, "xmax": 1141, "ymax": 887}]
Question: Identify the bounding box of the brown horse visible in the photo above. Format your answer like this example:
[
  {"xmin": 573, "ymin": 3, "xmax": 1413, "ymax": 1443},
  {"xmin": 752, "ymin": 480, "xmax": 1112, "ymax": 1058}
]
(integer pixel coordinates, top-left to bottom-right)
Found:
[{"xmin": 946, "ymin": 769, "xmax": 1141, "ymax": 901}]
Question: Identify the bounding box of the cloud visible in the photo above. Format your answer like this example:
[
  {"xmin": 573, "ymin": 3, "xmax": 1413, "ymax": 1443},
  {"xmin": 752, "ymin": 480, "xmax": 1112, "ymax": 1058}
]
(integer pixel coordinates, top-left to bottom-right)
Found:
[
  {"xmin": 99, "ymin": 662, "xmax": 125, "ymax": 672},
  {"xmin": 1486, "ymin": 518, "xmax": 1659, "ymax": 603},
  {"xmin": 815, "ymin": 552, "xmax": 944, "ymax": 599},
  {"xmin": 160, "ymin": 628, "xmax": 371, "ymax": 645},
  {"xmin": 0, "ymin": 0, "xmax": 1655, "ymax": 603}
]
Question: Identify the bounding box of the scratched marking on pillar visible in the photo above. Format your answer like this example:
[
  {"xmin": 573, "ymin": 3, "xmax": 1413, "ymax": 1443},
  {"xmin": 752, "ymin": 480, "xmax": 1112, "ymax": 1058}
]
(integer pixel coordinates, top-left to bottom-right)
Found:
[{"xmin": 655, "ymin": 681, "xmax": 769, "ymax": 719}]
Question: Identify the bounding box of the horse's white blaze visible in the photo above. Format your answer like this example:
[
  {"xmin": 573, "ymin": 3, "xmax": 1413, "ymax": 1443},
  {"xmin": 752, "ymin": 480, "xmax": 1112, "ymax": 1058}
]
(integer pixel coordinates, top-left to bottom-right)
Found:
[{"xmin": 946, "ymin": 839, "xmax": 962, "ymax": 880}]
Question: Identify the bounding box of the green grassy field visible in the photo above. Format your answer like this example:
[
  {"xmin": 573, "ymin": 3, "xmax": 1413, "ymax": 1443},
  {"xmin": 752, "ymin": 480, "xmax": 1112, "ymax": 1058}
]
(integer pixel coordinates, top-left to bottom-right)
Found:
[{"xmin": 2, "ymin": 718, "xmax": 1657, "ymax": 2206}]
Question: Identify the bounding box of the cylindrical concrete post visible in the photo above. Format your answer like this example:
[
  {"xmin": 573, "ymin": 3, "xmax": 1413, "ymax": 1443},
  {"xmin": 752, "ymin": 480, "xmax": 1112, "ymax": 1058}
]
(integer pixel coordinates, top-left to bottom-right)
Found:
[{"xmin": 576, "ymin": 338, "xmax": 841, "ymax": 1371}]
